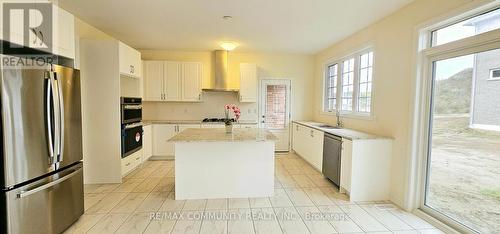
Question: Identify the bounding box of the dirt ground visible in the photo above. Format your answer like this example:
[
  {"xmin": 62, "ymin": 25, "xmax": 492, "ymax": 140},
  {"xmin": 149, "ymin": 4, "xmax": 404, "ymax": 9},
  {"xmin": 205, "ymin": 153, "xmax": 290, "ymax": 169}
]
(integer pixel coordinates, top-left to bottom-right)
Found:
[{"xmin": 427, "ymin": 115, "xmax": 500, "ymax": 233}]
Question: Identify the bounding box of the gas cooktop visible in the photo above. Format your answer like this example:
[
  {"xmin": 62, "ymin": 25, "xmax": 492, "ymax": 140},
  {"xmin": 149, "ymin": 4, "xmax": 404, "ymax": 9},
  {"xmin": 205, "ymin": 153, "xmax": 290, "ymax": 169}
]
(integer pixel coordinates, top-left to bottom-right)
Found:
[{"xmin": 202, "ymin": 118, "xmax": 236, "ymax": 123}]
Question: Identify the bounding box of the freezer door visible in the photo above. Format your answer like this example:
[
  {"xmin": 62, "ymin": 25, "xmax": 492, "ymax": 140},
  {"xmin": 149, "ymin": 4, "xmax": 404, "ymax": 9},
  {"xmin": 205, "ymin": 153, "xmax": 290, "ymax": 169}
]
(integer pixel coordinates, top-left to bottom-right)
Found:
[
  {"xmin": 1, "ymin": 162, "xmax": 84, "ymax": 234},
  {"xmin": 0, "ymin": 57, "xmax": 55, "ymax": 188},
  {"xmin": 53, "ymin": 65, "xmax": 83, "ymax": 168}
]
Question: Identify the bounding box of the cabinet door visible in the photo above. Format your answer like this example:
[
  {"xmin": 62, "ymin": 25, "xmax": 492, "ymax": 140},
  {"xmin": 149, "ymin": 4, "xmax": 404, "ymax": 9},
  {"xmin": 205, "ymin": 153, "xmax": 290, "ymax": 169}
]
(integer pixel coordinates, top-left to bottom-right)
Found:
[
  {"xmin": 0, "ymin": 1, "xmax": 37, "ymax": 47},
  {"xmin": 143, "ymin": 61, "xmax": 164, "ymax": 101},
  {"xmin": 119, "ymin": 42, "xmax": 141, "ymax": 77},
  {"xmin": 292, "ymin": 123, "xmax": 300, "ymax": 152},
  {"xmin": 142, "ymin": 125, "xmax": 153, "ymax": 161},
  {"xmin": 52, "ymin": 5, "xmax": 75, "ymax": 59},
  {"xmin": 309, "ymin": 129, "xmax": 324, "ymax": 171},
  {"xmin": 182, "ymin": 62, "xmax": 202, "ymax": 101},
  {"xmin": 178, "ymin": 124, "xmax": 201, "ymax": 132},
  {"xmin": 153, "ymin": 124, "xmax": 176, "ymax": 156},
  {"xmin": 340, "ymin": 139, "xmax": 353, "ymax": 193},
  {"xmin": 164, "ymin": 61, "xmax": 182, "ymax": 101},
  {"xmin": 239, "ymin": 63, "xmax": 258, "ymax": 102}
]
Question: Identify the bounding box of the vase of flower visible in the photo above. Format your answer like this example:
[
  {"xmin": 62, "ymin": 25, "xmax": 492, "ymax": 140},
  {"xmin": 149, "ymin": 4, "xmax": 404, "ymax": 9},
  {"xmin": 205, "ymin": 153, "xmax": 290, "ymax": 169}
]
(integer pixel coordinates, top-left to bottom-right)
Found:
[
  {"xmin": 224, "ymin": 104, "xmax": 241, "ymax": 134},
  {"xmin": 225, "ymin": 123, "xmax": 233, "ymax": 133}
]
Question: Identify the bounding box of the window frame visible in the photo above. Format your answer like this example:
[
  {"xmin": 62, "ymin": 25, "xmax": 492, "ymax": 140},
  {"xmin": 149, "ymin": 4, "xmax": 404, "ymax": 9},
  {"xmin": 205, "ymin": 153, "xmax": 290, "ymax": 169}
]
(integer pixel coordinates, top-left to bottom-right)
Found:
[
  {"xmin": 323, "ymin": 63, "xmax": 339, "ymax": 112},
  {"xmin": 408, "ymin": 2, "xmax": 500, "ymax": 234},
  {"xmin": 321, "ymin": 47, "xmax": 375, "ymax": 119},
  {"xmin": 488, "ymin": 68, "xmax": 500, "ymax": 81}
]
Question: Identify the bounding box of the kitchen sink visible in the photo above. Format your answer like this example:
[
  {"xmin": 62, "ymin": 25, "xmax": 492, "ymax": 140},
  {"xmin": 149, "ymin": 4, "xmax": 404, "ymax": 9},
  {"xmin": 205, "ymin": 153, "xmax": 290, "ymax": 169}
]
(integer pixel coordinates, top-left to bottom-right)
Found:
[{"xmin": 316, "ymin": 124, "xmax": 341, "ymax": 129}]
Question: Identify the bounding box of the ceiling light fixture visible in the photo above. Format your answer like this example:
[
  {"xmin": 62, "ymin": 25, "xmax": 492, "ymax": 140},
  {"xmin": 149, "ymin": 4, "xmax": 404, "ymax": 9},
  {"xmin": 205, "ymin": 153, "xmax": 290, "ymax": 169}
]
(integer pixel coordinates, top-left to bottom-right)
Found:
[{"xmin": 219, "ymin": 41, "xmax": 238, "ymax": 51}]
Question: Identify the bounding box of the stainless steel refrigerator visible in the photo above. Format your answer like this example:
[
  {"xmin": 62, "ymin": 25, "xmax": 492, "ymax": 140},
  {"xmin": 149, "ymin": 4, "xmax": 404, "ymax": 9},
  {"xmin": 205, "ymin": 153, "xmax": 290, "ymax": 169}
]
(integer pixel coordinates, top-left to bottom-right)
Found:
[{"xmin": 0, "ymin": 55, "xmax": 84, "ymax": 234}]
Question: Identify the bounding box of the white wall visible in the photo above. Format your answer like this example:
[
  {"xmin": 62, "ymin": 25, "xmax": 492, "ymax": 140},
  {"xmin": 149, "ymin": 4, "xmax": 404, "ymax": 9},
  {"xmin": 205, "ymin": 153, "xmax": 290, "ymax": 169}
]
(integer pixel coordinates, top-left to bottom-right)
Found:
[
  {"xmin": 141, "ymin": 50, "xmax": 315, "ymax": 121},
  {"xmin": 143, "ymin": 92, "xmax": 258, "ymax": 121},
  {"xmin": 312, "ymin": 0, "xmax": 478, "ymax": 209}
]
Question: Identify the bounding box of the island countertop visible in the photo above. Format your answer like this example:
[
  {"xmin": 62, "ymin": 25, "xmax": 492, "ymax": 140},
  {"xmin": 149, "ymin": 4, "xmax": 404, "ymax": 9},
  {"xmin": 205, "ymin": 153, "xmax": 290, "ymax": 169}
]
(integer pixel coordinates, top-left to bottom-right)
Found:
[{"xmin": 168, "ymin": 128, "xmax": 278, "ymax": 142}]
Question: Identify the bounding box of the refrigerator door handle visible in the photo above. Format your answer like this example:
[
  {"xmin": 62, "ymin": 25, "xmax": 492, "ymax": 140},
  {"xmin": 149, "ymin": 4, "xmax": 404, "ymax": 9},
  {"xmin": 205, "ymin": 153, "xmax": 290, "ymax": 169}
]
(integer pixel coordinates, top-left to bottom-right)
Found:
[
  {"xmin": 49, "ymin": 72, "xmax": 61, "ymax": 161},
  {"xmin": 55, "ymin": 72, "xmax": 65, "ymax": 162},
  {"xmin": 45, "ymin": 73, "xmax": 55, "ymax": 162},
  {"xmin": 16, "ymin": 169, "xmax": 81, "ymax": 198}
]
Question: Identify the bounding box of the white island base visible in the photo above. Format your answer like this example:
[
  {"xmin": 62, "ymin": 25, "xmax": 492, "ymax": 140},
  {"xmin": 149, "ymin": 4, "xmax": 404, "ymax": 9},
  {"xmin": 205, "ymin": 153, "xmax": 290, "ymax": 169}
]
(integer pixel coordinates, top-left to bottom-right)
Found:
[{"xmin": 170, "ymin": 129, "xmax": 277, "ymax": 200}]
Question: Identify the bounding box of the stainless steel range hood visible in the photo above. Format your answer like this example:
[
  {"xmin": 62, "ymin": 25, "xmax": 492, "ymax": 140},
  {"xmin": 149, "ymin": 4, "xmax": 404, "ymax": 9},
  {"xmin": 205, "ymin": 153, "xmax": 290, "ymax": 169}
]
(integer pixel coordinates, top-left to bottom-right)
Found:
[{"xmin": 203, "ymin": 50, "xmax": 238, "ymax": 92}]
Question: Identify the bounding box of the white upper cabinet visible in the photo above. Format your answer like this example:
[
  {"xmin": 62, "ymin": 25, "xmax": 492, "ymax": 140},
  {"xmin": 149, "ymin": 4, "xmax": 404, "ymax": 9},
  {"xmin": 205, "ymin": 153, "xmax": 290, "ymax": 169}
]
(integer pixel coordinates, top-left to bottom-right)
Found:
[
  {"xmin": 119, "ymin": 42, "xmax": 142, "ymax": 78},
  {"xmin": 0, "ymin": 2, "xmax": 75, "ymax": 59},
  {"xmin": 143, "ymin": 61, "xmax": 164, "ymax": 101},
  {"xmin": 52, "ymin": 5, "xmax": 75, "ymax": 59},
  {"xmin": 143, "ymin": 60, "xmax": 202, "ymax": 102},
  {"xmin": 239, "ymin": 63, "xmax": 258, "ymax": 102},
  {"xmin": 164, "ymin": 61, "xmax": 182, "ymax": 101},
  {"xmin": 182, "ymin": 62, "xmax": 202, "ymax": 101}
]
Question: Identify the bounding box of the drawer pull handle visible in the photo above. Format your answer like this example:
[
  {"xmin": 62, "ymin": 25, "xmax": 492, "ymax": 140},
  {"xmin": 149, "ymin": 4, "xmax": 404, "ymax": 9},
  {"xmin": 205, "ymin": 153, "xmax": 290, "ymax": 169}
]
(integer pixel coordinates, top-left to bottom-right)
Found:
[{"xmin": 17, "ymin": 169, "xmax": 80, "ymax": 198}]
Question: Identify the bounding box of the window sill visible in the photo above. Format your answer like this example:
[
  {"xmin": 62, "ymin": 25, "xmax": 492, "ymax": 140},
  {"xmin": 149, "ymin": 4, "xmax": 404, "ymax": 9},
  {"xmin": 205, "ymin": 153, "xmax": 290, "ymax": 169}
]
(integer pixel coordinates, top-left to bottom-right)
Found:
[{"xmin": 320, "ymin": 110, "xmax": 374, "ymax": 121}]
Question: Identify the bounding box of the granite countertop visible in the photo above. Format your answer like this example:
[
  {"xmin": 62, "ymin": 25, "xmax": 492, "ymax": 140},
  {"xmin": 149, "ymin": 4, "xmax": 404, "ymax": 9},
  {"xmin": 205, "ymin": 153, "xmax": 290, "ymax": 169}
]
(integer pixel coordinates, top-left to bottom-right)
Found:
[
  {"xmin": 143, "ymin": 120, "xmax": 259, "ymax": 125},
  {"xmin": 168, "ymin": 128, "xmax": 277, "ymax": 142},
  {"xmin": 143, "ymin": 120, "xmax": 202, "ymax": 125},
  {"xmin": 293, "ymin": 121, "xmax": 390, "ymax": 140}
]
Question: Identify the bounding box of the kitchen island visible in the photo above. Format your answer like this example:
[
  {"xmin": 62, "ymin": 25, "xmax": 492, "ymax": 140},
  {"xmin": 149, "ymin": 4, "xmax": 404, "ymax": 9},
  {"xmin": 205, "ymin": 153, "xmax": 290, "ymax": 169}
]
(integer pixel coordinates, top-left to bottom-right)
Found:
[{"xmin": 168, "ymin": 128, "xmax": 277, "ymax": 200}]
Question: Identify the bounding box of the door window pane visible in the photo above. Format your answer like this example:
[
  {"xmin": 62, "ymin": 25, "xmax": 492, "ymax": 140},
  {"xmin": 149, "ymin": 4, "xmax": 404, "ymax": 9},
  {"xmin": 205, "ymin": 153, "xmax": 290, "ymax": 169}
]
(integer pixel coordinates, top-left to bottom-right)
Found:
[
  {"xmin": 426, "ymin": 49, "xmax": 500, "ymax": 233},
  {"xmin": 265, "ymin": 84, "xmax": 287, "ymax": 129}
]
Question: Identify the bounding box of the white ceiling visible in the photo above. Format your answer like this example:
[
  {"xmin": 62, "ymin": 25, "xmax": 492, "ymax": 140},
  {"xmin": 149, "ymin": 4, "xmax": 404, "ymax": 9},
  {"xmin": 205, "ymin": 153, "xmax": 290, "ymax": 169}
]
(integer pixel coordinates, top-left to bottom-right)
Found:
[{"xmin": 59, "ymin": 0, "xmax": 414, "ymax": 54}]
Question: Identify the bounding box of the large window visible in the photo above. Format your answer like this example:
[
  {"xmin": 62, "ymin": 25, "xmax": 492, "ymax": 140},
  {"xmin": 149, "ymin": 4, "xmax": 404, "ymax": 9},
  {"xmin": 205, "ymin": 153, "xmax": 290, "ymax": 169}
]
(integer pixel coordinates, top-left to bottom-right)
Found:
[
  {"xmin": 416, "ymin": 4, "xmax": 500, "ymax": 233},
  {"xmin": 323, "ymin": 49, "xmax": 374, "ymax": 115}
]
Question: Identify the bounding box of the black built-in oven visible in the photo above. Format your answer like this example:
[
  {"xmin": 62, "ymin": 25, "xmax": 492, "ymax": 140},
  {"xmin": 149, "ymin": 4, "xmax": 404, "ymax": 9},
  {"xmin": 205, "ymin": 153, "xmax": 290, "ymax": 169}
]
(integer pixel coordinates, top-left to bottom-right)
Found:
[
  {"xmin": 121, "ymin": 97, "xmax": 142, "ymax": 124},
  {"xmin": 121, "ymin": 97, "xmax": 143, "ymax": 158},
  {"xmin": 121, "ymin": 122, "xmax": 143, "ymax": 158}
]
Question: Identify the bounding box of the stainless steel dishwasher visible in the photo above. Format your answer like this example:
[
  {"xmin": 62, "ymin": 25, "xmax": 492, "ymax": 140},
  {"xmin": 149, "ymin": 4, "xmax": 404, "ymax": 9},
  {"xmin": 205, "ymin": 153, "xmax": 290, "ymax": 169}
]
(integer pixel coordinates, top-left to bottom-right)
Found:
[{"xmin": 322, "ymin": 133, "xmax": 342, "ymax": 188}]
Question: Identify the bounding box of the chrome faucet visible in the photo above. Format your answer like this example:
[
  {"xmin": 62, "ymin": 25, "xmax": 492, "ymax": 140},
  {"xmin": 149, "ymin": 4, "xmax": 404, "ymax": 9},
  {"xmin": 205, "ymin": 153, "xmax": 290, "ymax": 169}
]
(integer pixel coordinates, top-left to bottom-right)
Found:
[{"xmin": 336, "ymin": 110, "xmax": 343, "ymax": 128}]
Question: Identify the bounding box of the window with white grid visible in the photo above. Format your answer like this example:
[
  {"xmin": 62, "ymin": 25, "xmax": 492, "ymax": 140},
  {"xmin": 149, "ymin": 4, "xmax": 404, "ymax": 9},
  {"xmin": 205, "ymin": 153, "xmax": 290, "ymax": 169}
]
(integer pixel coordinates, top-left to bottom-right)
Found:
[
  {"xmin": 358, "ymin": 51, "xmax": 373, "ymax": 112},
  {"xmin": 324, "ymin": 64, "xmax": 338, "ymax": 112},
  {"xmin": 341, "ymin": 58, "xmax": 355, "ymax": 111}
]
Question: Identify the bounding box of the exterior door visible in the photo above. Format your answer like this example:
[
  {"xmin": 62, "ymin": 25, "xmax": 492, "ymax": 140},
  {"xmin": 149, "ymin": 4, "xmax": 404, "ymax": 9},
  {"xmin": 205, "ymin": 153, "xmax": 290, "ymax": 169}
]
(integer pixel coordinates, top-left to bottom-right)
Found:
[{"xmin": 259, "ymin": 79, "xmax": 291, "ymax": 152}]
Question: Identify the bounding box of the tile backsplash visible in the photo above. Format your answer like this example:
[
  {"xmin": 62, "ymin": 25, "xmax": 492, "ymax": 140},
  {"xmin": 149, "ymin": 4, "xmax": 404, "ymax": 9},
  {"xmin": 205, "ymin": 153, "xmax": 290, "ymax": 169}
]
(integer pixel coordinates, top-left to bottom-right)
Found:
[{"xmin": 142, "ymin": 92, "xmax": 258, "ymax": 121}]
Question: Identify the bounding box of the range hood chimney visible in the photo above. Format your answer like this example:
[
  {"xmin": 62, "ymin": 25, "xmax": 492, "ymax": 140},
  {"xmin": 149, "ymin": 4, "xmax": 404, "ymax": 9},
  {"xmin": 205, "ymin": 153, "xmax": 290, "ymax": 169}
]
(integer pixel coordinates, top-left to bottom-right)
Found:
[{"xmin": 203, "ymin": 50, "xmax": 238, "ymax": 92}]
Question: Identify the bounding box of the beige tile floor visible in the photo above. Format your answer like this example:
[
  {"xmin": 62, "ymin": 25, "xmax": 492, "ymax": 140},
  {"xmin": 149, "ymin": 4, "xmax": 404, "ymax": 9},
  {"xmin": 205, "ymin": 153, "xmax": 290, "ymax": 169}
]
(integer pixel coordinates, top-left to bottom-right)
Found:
[{"xmin": 65, "ymin": 153, "xmax": 443, "ymax": 234}]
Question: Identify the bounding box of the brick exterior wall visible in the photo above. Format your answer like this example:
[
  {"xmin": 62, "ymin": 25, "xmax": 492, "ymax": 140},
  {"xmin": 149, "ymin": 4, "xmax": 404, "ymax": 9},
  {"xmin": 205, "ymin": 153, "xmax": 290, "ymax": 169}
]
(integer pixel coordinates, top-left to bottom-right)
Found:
[{"xmin": 265, "ymin": 85, "xmax": 287, "ymax": 129}]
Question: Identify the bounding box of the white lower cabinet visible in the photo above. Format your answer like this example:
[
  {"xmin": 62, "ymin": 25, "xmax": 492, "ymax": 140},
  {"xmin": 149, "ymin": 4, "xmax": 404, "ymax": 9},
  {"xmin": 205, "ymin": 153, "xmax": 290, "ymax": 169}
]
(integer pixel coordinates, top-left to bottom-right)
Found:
[
  {"xmin": 142, "ymin": 125, "xmax": 153, "ymax": 161},
  {"xmin": 340, "ymin": 139, "xmax": 353, "ymax": 193},
  {"xmin": 121, "ymin": 150, "xmax": 143, "ymax": 176},
  {"xmin": 291, "ymin": 123, "xmax": 324, "ymax": 171},
  {"xmin": 153, "ymin": 124, "xmax": 177, "ymax": 157},
  {"xmin": 152, "ymin": 124, "xmax": 201, "ymax": 157},
  {"xmin": 292, "ymin": 122, "xmax": 393, "ymax": 202}
]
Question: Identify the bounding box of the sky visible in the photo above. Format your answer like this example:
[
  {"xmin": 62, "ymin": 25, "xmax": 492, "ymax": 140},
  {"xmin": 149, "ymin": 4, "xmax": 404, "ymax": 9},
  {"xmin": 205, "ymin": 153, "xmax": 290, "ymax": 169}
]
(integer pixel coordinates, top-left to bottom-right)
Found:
[{"xmin": 433, "ymin": 23, "xmax": 475, "ymax": 80}]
